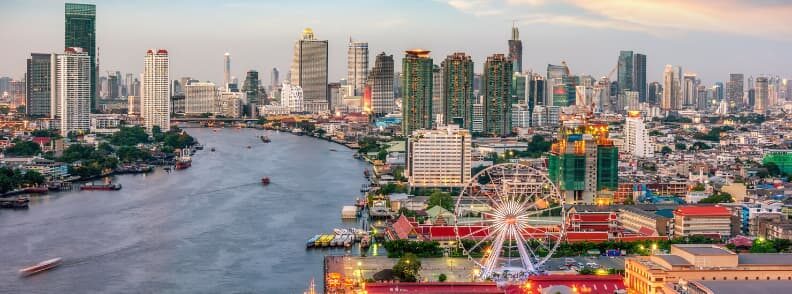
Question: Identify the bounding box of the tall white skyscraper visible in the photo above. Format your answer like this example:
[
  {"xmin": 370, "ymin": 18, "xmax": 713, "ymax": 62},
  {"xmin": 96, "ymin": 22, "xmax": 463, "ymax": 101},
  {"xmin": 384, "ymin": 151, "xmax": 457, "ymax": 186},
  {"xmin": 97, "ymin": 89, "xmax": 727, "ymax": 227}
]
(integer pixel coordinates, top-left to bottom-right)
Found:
[
  {"xmin": 290, "ymin": 28, "xmax": 328, "ymax": 112},
  {"xmin": 54, "ymin": 47, "xmax": 91, "ymax": 136},
  {"xmin": 223, "ymin": 52, "xmax": 231, "ymax": 90},
  {"xmin": 755, "ymin": 76, "xmax": 768, "ymax": 114},
  {"xmin": 624, "ymin": 111, "xmax": 654, "ymax": 158},
  {"xmin": 347, "ymin": 38, "xmax": 368, "ymax": 96},
  {"xmin": 142, "ymin": 49, "xmax": 171, "ymax": 132}
]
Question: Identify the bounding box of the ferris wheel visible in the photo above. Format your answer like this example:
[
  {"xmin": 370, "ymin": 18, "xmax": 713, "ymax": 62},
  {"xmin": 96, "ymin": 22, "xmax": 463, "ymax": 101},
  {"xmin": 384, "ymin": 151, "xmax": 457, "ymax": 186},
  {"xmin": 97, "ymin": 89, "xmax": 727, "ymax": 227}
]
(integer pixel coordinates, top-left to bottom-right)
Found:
[{"xmin": 453, "ymin": 163, "xmax": 566, "ymax": 280}]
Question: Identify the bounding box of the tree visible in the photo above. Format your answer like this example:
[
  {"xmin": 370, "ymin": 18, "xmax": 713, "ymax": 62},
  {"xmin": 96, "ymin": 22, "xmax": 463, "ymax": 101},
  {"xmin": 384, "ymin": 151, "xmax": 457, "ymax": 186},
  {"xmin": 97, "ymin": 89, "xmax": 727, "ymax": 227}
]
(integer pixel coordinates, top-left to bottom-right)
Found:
[
  {"xmin": 674, "ymin": 143, "xmax": 686, "ymax": 151},
  {"xmin": 22, "ymin": 170, "xmax": 45, "ymax": 186},
  {"xmin": 0, "ymin": 105, "xmax": 9, "ymax": 114},
  {"xmin": 763, "ymin": 162, "xmax": 781, "ymax": 177},
  {"xmin": 438, "ymin": 273, "xmax": 447, "ymax": 282},
  {"xmin": 4, "ymin": 140, "xmax": 42, "ymax": 156},
  {"xmin": 377, "ymin": 149, "xmax": 388, "ymax": 161},
  {"xmin": 698, "ymin": 192, "xmax": 733, "ymax": 204},
  {"xmin": 392, "ymin": 253, "xmax": 421, "ymax": 282},
  {"xmin": 750, "ymin": 238, "xmax": 777, "ymax": 253},
  {"xmin": 661, "ymin": 146, "xmax": 673, "ymax": 155},
  {"xmin": 109, "ymin": 126, "xmax": 150, "ymax": 146},
  {"xmin": 428, "ymin": 191, "xmax": 454, "ymax": 211},
  {"xmin": 648, "ymin": 130, "xmax": 663, "ymax": 136}
]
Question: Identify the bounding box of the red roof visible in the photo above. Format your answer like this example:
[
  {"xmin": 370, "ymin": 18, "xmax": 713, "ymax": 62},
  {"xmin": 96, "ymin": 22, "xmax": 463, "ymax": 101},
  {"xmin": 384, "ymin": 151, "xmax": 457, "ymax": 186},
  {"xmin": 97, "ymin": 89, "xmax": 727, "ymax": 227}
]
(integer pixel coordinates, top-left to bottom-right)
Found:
[
  {"xmin": 638, "ymin": 226, "xmax": 656, "ymax": 236},
  {"xmin": 391, "ymin": 215, "xmax": 420, "ymax": 240},
  {"xmin": 565, "ymin": 231, "xmax": 609, "ymax": 243},
  {"xmin": 157, "ymin": 49, "xmax": 168, "ymax": 54},
  {"xmin": 571, "ymin": 212, "xmax": 616, "ymax": 223},
  {"xmin": 31, "ymin": 137, "xmax": 51, "ymax": 146},
  {"xmin": 674, "ymin": 205, "xmax": 730, "ymax": 217},
  {"xmin": 146, "ymin": 49, "xmax": 153, "ymax": 54},
  {"xmin": 506, "ymin": 274, "xmax": 626, "ymax": 294},
  {"xmin": 366, "ymin": 282, "xmax": 501, "ymax": 293},
  {"xmin": 419, "ymin": 226, "xmax": 489, "ymax": 240}
]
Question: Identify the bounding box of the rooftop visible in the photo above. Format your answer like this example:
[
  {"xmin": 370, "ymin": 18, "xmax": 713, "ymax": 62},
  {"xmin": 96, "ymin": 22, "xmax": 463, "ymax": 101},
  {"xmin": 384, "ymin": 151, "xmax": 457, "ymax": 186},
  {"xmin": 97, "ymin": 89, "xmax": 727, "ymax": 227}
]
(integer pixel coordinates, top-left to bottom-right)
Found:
[
  {"xmin": 674, "ymin": 205, "xmax": 731, "ymax": 217},
  {"xmin": 674, "ymin": 244, "xmax": 734, "ymax": 256},
  {"xmin": 738, "ymin": 253, "xmax": 792, "ymax": 265},
  {"xmin": 692, "ymin": 280, "xmax": 792, "ymax": 294}
]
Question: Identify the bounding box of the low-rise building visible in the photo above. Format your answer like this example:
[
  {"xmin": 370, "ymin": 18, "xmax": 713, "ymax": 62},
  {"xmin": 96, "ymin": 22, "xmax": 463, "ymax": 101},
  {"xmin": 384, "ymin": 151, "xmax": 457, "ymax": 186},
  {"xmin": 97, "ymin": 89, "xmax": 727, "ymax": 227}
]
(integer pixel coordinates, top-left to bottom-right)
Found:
[
  {"xmin": 625, "ymin": 244, "xmax": 792, "ymax": 294},
  {"xmin": 406, "ymin": 125, "xmax": 472, "ymax": 188},
  {"xmin": 673, "ymin": 205, "xmax": 732, "ymax": 239},
  {"xmin": 620, "ymin": 207, "xmax": 671, "ymax": 237}
]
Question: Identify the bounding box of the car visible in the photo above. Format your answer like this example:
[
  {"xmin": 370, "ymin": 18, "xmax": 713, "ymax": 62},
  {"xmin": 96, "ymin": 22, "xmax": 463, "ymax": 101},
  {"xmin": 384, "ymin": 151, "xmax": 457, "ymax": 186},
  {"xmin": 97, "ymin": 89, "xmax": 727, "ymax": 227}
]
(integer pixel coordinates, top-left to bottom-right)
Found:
[
  {"xmin": 586, "ymin": 262, "xmax": 600, "ymax": 268},
  {"xmin": 576, "ymin": 262, "xmax": 584, "ymax": 268},
  {"xmin": 558, "ymin": 266, "xmax": 568, "ymax": 270}
]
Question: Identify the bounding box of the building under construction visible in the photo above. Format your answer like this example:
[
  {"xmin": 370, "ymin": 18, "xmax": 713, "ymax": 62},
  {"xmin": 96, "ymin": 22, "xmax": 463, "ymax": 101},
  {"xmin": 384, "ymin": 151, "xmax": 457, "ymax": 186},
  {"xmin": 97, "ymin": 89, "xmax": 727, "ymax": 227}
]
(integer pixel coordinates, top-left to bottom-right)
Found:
[{"xmin": 548, "ymin": 119, "xmax": 618, "ymax": 205}]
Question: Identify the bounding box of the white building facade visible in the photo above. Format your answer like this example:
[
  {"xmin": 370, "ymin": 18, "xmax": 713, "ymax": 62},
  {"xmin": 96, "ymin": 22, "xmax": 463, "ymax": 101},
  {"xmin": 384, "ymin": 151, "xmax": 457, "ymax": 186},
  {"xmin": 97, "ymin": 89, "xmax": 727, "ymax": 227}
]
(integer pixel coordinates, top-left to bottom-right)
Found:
[
  {"xmin": 185, "ymin": 82, "xmax": 218, "ymax": 115},
  {"xmin": 624, "ymin": 111, "xmax": 654, "ymax": 158},
  {"xmin": 54, "ymin": 47, "xmax": 91, "ymax": 136},
  {"xmin": 406, "ymin": 125, "xmax": 472, "ymax": 188},
  {"xmin": 142, "ymin": 49, "xmax": 170, "ymax": 132}
]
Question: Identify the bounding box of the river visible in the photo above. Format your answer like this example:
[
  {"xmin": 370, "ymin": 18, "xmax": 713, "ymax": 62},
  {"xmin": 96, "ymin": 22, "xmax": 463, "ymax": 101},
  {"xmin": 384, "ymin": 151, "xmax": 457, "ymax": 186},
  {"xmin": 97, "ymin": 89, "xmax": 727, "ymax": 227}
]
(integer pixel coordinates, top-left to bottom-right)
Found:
[{"xmin": 0, "ymin": 128, "xmax": 370, "ymax": 293}]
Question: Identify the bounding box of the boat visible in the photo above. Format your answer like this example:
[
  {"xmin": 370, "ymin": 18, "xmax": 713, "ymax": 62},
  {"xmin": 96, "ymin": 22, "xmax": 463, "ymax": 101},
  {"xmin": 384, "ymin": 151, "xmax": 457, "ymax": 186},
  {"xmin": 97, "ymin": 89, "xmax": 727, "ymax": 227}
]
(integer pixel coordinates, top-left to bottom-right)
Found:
[
  {"xmin": 306, "ymin": 235, "xmax": 320, "ymax": 248},
  {"xmin": 80, "ymin": 182, "xmax": 122, "ymax": 191},
  {"xmin": 24, "ymin": 186, "xmax": 49, "ymax": 194},
  {"xmin": 194, "ymin": 144, "xmax": 204, "ymax": 150},
  {"xmin": 353, "ymin": 153, "xmax": 362, "ymax": 159},
  {"xmin": 0, "ymin": 196, "xmax": 29, "ymax": 209},
  {"xmin": 261, "ymin": 177, "xmax": 270, "ymax": 185},
  {"xmin": 175, "ymin": 149, "xmax": 192, "ymax": 170},
  {"xmin": 260, "ymin": 135, "xmax": 271, "ymax": 143},
  {"xmin": 246, "ymin": 145, "xmax": 252, "ymax": 149},
  {"xmin": 343, "ymin": 235, "xmax": 353, "ymax": 247},
  {"xmin": 363, "ymin": 169, "xmax": 370, "ymax": 178},
  {"xmin": 19, "ymin": 258, "xmax": 62, "ymax": 276},
  {"xmin": 319, "ymin": 235, "xmax": 333, "ymax": 247},
  {"xmin": 329, "ymin": 148, "xmax": 337, "ymax": 152},
  {"xmin": 210, "ymin": 147, "xmax": 216, "ymax": 152}
]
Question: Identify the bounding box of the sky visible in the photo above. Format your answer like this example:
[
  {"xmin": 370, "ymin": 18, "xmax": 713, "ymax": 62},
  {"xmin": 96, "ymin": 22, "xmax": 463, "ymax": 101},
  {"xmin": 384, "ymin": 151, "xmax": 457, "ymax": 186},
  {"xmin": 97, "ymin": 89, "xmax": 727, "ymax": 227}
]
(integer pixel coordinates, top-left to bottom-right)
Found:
[{"xmin": 1, "ymin": 0, "xmax": 791, "ymax": 86}]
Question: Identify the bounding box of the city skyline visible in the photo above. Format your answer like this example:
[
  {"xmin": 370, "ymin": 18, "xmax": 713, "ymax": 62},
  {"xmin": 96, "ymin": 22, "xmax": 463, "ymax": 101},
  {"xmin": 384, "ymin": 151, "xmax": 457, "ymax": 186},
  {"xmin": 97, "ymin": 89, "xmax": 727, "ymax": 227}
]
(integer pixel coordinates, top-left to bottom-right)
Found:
[{"xmin": 1, "ymin": 0, "xmax": 791, "ymax": 85}]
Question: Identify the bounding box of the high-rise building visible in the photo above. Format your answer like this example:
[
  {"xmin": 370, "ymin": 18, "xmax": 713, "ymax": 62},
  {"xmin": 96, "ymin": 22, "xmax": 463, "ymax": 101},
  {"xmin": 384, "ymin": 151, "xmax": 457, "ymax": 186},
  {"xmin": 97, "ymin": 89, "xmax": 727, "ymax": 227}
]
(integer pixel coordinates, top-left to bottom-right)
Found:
[
  {"xmin": 617, "ymin": 51, "xmax": 634, "ymax": 96},
  {"xmin": 727, "ymin": 73, "xmax": 744, "ymax": 111},
  {"xmin": 142, "ymin": 49, "xmax": 170, "ymax": 132},
  {"xmin": 369, "ymin": 52, "xmax": 394, "ymax": 115},
  {"xmin": 54, "ymin": 48, "xmax": 91, "ymax": 136},
  {"xmin": 481, "ymin": 54, "xmax": 512, "ymax": 137},
  {"xmin": 714, "ymin": 82, "xmax": 724, "ymax": 101},
  {"xmin": 242, "ymin": 70, "xmax": 260, "ymax": 105},
  {"xmin": 755, "ymin": 76, "xmax": 768, "ymax": 114},
  {"xmin": 328, "ymin": 82, "xmax": 342, "ymax": 109},
  {"xmin": 624, "ymin": 111, "xmax": 653, "ymax": 158},
  {"xmin": 290, "ymin": 28, "xmax": 328, "ymax": 112},
  {"xmin": 185, "ymin": 82, "xmax": 218, "ymax": 114},
  {"xmin": 401, "ymin": 49, "xmax": 433, "ymax": 136},
  {"xmin": 547, "ymin": 62, "xmax": 572, "ymax": 106},
  {"xmin": 634, "ymin": 53, "xmax": 647, "ymax": 102},
  {"xmin": 26, "ymin": 53, "xmax": 53, "ymax": 117},
  {"xmin": 508, "ymin": 22, "xmax": 522, "ymax": 74},
  {"xmin": 223, "ymin": 52, "xmax": 231, "ymax": 90},
  {"xmin": 661, "ymin": 65, "xmax": 678, "ymax": 110},
  {"xmin": 406, "ymin": 124, "xmax": 472, "ymax": 188},
  {"xmin": 432, "ymin": 65, "xmax": 444, "ymax": 122},
  {"xmin": 547, "ymin": 120, "xmax": 617, "ymax": 204},
  {"xmin": 65, "ymin": 3, "xmax": 96, "ymax": 112},
  {"xmin": 347, "ymin": 39, "xmax": 368, "ymax": 96},
  {"xmin": 682, "ymin": 74, "xmax": 697, "ymax": 106},
  {"xmin": 441, "ymin": 52, "xmax": 474, "ymax": 129},
  {"xmin": 647, "ymin": 82, "xmax": 661, "ymax": 105},
  {"xmin": 280, "ymin": 82, "xmax": 303, "ymax": 113},
  {"xmin": 270, "ymin": 67, "xmax": 279, "ymax": 91}
]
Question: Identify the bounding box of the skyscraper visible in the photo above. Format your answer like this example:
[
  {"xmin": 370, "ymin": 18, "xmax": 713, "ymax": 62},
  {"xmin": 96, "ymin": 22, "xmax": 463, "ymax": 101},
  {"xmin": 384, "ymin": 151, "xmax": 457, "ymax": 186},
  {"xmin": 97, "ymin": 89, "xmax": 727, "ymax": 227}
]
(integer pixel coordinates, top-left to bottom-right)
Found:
[
  {"xmin": 441, "ymin": 52, "xmax": 474, "ymax": 129},
  {"xmin": 290, "ymin": 28, "xmax": 328, "ymax": 113},
  {"xmin": 662, "ymin": 65, "xmax": 677, "ymax": 111},
  {"xmin": 142, "ymin": 49, "xmax": 170, "ymax": 132},
  {"xmin": 242, "ymin": 70, "xmax": 261, "ymax": 106},
  {"xmin": 26, "ymin": 53, "xmax": 53, "ymax": 117},
  {"xmin": 617, "ymin": 51, "xmax": 634, "ymax": 96},
  {"xmin": 727, "ymin": 73, "xmax": 744, "ymax": 111},
  {"xmin": 714, "ymin": 82, "xmax": 724, "ymax": 101},
  {"xmin": 482, "ymin": 54, "xmax": 512, "ymax": 137},
  {"xmin": 270, "ymin": 68, "xmax": 279, "ymax": 90},
  {"xmin": 223, "ymin": 52, "xmax": 231, "ymax": 90},
  {"xmin": 682, "ymin": 74, "xmax": 698, "ymax": 106},
  {"xmin": 65, "ymin": 3, "xmax": 96, "ymax": 112},
  {"xmin": 754, "ymin": 76, "xmax": 768, "ymax": 114},
  {"xmin": 508, "ymin": 22, "xmax": 522, "ymax": 74},
  {"xmin": 369, "ymin": 52, "xmax": 394, "ymax": 115},
  {"xmin": 401, "ymin": 49, "xmax": 433, "ymax": 136},
  {"xmin": 347, "ymin": 39, "xmax": 368, "ymax": 96},
  {"xmin": 634, "ymin": 53, "xmax": 647, "ymax": 102},
  {"xmin": 55, "ymin": 48, "xmax": 91, "ymax": 136},
  {"xmin": 625, "ymin": 111, "xmax": 654, "ymax": 158},
  {"xmin": 547, "ymin": 62, "xmax": 571, "ymax": 106},
  {"xmin": 185, "ymin": 82, "xmax": 218, "ymax": 114},
  {"xmin": 647, "ymin": 82, "xmax": 661, "ymax": 106},
  {"xmin": 432, "ymin": 65, "xmax": 444, "ymax": 122}
]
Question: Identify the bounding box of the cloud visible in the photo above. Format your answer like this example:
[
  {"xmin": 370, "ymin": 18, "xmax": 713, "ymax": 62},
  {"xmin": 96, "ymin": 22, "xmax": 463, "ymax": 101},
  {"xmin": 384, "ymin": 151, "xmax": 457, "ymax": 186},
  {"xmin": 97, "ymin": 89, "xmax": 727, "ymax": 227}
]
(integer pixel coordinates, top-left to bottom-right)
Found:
[{"xmin": 443, "ymin": 0, "xmax": 792, "ymax": 41}]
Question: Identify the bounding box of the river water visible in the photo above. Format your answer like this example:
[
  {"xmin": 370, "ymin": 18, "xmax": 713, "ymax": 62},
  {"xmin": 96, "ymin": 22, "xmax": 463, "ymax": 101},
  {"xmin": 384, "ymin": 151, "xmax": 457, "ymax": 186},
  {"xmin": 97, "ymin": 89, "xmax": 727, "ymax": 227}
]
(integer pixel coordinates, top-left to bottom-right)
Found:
[{"xmin": 0, "ymin": 128, "xmax": 370, "ymax": 293}]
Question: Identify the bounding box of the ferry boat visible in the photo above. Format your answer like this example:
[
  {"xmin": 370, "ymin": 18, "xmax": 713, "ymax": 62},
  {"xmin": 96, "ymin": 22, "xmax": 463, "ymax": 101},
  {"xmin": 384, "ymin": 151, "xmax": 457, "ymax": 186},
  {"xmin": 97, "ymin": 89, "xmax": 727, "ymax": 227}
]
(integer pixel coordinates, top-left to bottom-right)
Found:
[
  {"xmin": 261, "ymin": 177, "xmax": 270, "ymax": 185},
  {"xmin": 80, "ymin": 182, "xmax": 122, "ymax": 191},
  {"xmin": 19, "ymin": 258, "xmax": 62, "ymax": 276},
  {"xmin": 317, "ymin": 235, "xmax": 333, "ymax": 247},
  {"xmin": 0, "ymin": 196, "xmax": 29, "ymax": 208}
]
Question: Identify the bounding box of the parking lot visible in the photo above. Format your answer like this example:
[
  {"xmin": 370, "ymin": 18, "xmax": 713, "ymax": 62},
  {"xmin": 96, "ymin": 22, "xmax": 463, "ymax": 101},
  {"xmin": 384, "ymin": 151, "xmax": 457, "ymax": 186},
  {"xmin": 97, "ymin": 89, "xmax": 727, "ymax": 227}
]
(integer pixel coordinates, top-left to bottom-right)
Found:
[{"xmin": 543, "ymin": 255, "xmax": 626, "ymax": 272}]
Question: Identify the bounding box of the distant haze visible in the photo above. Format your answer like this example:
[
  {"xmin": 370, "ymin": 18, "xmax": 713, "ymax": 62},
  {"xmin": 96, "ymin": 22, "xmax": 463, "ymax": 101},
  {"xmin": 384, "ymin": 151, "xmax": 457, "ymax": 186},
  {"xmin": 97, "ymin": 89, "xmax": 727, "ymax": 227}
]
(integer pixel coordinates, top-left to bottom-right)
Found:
[{"xmin": 2, "ymin": 0, "xmax": 791, "ymax": 85}]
